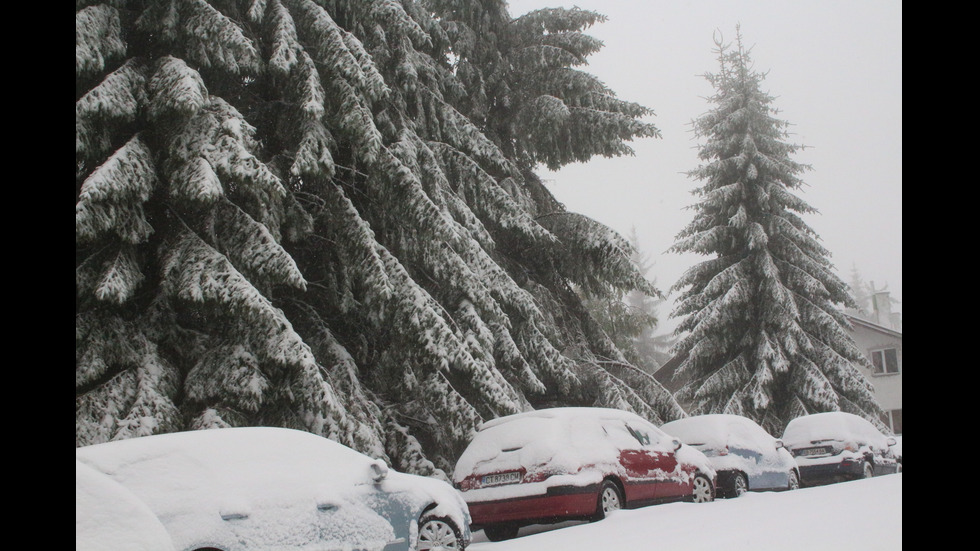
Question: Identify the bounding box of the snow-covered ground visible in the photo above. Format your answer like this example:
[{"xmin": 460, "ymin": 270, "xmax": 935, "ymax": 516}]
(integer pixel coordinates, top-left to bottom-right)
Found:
[{"xmin": 468, "ymin": 473, "xmax": 901, "ymax": 550}]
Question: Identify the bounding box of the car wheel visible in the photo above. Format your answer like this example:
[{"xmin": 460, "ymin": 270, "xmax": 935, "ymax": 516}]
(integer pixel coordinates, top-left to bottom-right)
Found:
[
  {"xmin": 483, "ymin": 524, "xmax": 519, "ymax": 542},
  {"xmin": 417, "ymin": 515, "xmax": 464, "ymax": 550},
  {"xmin": 787, "ymin": 469, "xmax": 800, "ymax": 491},
  {"xmin": 862, "ymin": 463, "xmax": 874, "ymax": 479},
  {"xmin": 728, "ymin": 472, "xmax": 748, "ymax": 498},
  {"xmin": 592, "ymin": 479, "xmax": 623, "ymax": 521},
  {"xmin": 690, "ymin": 474, "xmax": 714, "ymax": 503}
]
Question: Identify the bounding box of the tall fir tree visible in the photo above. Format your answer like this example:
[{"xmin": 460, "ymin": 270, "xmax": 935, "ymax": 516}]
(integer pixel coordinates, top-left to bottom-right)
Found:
[
  {"xmin": 76, "ymin": 0, "xmax": 683, "ymax": 476},
  {"xmin": 668, "ymin": 27, "xmax": 884, "ymax": 435}
]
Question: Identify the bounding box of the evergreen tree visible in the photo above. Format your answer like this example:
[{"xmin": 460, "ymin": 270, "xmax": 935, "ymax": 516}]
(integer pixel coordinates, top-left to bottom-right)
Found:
[
  {"xmin": 845, "ymin": 263, "xmax": 874, "ymax": 318},
  {"xmin": 582, "ymin": 228, "xmax": 674, "ymax": 373},
  {"xmin": 668, "ymin": 28, "xmax": 884, "ymax": 435},
  {"xmin": 76, "ymin": 0, "xmax": 682, "ymax": 476}
]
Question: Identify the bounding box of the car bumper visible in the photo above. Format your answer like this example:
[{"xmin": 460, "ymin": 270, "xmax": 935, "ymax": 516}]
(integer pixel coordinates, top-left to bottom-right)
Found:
[
  {"xmin": 464, "ymin": 483, "xmax": 600, "ymax": 528},
  {"xmin": 797, "ymin": 458, "xmax": 866, "ymax": 486}
]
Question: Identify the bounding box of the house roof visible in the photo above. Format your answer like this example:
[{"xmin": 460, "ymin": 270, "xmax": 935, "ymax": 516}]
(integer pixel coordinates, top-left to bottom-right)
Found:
[
  {"xmin": 652, "ymin": 350, "xmax": 688, "ymax": 394},
  {"xmin": 846, "ymin": 314, "xmax": 903, "ymax": 339}
]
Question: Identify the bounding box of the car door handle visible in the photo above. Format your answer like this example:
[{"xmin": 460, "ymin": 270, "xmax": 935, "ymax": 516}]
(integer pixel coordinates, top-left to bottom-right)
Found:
[
  {"xmin": 220, "ymin": 512, "xmax": 248, "ymax": 521},
  {"xmin": 317, "ymin": 502, "xmax": 339, "ymax": 512}
]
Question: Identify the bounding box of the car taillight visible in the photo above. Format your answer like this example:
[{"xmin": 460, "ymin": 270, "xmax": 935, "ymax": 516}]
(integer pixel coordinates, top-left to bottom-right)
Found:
[
  {"xmin": 456, "ymin": 476, "xmax": 479, "ymax": 491},
  {"xmin": 844, "ymin": 441, "xmax": 859, "ymax": 452},
  {"xmin": 719, "ymin": 446, "xmax": 729, "ymax": 456},
  {"xmin": 524, "ymin": 465, "xmax": 568, "ymax": 483}
]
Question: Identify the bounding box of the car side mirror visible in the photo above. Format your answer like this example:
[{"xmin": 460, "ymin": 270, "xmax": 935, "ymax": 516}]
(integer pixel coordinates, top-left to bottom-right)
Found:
[
  {"xmin": 369, "ymin": 459, "xmax": 389, "ymax": 483},
  {"xmin": 886, "ymin": 437, "xmax": 897, "ymax": 446},
  {"xmin": 774, "ymin": 439, "xmax": 784, "ymax": 449},
  {"xmin": 672, "ymin": 438, "xmax": 682, "ymax": 452}
]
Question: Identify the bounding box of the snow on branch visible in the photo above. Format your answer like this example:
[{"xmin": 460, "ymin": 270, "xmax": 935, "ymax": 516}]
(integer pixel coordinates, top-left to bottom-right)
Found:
[
  {"xmin": 76, "ymin": 59, "xmax": 148, "ymax": 161},
  {"xmin": 76, "ymin": 134, "xmax": 158, "ymax": 245},
  {"xmin": 76, "ymin": 4, "xmax": 125, "ymax": 78},
  {"xmin": 177, "ymin": 0, "xmax": 262, "ymax": 75},
  {"xmin": 161, "ymin": 228, "xmax": 317, "ymax": 370},
  {"xmin": 214, "ymin": 200, "xmax": 308, "ymax": 291},
  {"xmin": 148, "ymin": 56, "xmax": 209, "ymax": 122}
]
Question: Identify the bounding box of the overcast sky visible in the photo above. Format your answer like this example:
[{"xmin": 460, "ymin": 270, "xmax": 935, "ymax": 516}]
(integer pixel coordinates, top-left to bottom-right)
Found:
[{"xmin": 505, "ymin": 0, "xmax": 902, "ymax": 332}]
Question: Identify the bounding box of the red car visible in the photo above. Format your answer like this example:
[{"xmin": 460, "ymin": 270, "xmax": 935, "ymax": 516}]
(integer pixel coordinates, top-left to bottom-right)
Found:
[{"xmin": 452, "ymin": 407, "xmax": 716, "ymax": 541}]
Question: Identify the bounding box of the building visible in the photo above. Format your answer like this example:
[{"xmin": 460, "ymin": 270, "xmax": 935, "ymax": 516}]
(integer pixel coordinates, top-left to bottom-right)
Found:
[{"xmin": 848, "ymin": 291, "xmax": 903, "ymax": 434}]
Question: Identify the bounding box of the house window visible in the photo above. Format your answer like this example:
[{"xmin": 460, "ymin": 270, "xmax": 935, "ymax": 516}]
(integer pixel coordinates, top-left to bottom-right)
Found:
[
  {"xmin": 870, "ymin": 348, "xmax": 899, "ymax": 375},
  {"xmin": 890, "ymin": 409, "xmax": 902, "ymax": 434},
  {"xmin": 880, "ymin": 409, "xmax": 902, "ymax": 435}
]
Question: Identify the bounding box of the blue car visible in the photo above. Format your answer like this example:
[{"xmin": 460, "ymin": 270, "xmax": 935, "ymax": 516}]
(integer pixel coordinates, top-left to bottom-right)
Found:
[{"xmin": 662, "ymin": 414, "xmax": 800, "ymax": 498}]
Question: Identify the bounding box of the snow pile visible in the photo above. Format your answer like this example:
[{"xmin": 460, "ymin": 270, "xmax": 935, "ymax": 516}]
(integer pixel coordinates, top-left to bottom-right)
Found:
[{"xmin": 76, "ymin": 461, "xmax": 175, "ymax": 551}]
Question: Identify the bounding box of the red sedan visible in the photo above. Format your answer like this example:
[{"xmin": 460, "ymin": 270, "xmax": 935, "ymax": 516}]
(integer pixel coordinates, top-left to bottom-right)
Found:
[{"xmin": 452, "ymin": 407, "xmax": 716, "ymax": 541}]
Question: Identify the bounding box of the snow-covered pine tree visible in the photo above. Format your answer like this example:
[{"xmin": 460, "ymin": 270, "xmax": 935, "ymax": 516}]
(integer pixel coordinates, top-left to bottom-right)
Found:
[
  {"xmin": 668, "ymin": 27, "xmax": 885, "ymax": 435},
  {"xmin": 76, "ymin": 0, "xmax": 682, "ymax": 476}
]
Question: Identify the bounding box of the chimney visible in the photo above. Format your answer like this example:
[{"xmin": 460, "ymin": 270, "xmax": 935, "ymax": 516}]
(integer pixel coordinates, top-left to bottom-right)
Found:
[{"xmin": 871, "ymin": 290, "xmax": 893, "ymax": 329}]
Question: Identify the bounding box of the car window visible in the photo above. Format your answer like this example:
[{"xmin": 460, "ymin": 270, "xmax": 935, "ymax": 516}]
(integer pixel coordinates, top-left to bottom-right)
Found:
[
  {"xmin": 602, "ymin": 421, "xmax": 648, "ymax": 450},
  {"xmin": 626, "ymin": 424, "xmax": 652, "ymax": 446},
  {"xmin": 627, "ymin": 420, "xmax": 670, "ymax": 450}
]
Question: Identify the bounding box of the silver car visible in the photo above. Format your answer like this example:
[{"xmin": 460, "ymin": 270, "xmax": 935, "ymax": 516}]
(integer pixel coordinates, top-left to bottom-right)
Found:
[{"xmin": 75, "ymin": 427, "xmax": 470, "ymax": 551}]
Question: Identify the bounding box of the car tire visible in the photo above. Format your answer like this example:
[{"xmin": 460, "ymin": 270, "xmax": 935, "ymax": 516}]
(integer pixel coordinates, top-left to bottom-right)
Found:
[
  {"xmin": 482, "ymin": 524, "xmax": 519, "ymax": 542},
  {"xmin": 591, "ymin": 479, "xmax": 623, "ymax": 521},
  {"xmin": 727, "ymin": 472, "xmax": 748, "ymax": 498},
  {"xmin": 862, "ymin": 462, "xmax": 874, "ymax": 479},
  {"xmin": 417, "ymin": 515, "xmax": 464, "ymax": 550},
  {"xmin": 689, "ymin": 474, "xmax": 714, "ymax": 503},
  {"xmin": 787, "ymin": 469, "xmax": 800, "ymax": 491}
]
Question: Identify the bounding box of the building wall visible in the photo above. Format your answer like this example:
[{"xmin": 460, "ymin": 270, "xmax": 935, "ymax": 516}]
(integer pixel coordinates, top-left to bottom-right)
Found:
[{"xmin": 850, "ymin": 320, "xmax": 903, "ymax": 434}]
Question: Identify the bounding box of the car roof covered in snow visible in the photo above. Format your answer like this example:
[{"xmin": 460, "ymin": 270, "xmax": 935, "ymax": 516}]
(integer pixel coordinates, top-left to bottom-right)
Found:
[
  {"xmin": 478, "ymin": 407, "xmax": 654, "ymax": 431},
  {"xmin": 782, "ymin": 412, "xmax": 889, "ymax": 448},
  {"xmin": 662, "ymin": 414, "xmax": 776, "ymax": 449}
]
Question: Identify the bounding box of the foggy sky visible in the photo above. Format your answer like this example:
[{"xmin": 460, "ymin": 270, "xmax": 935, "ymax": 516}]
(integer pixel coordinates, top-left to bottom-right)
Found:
[{"xmin": 506, "ymin": 0, "xmax": 902, "ymax": 332}]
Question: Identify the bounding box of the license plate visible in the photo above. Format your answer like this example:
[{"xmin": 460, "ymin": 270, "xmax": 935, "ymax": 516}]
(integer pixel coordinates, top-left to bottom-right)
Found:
[
  {"xmin": 798, "ymin": 447, "xmax": 828, "ymax": 456},
  {"xmin": 482, "ymin": 472, "xmax": 522, "ymax": 486}
]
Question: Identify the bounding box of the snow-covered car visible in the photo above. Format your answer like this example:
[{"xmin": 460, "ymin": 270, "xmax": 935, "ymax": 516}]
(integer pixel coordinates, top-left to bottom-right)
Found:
[
  {"xmin": 781, "ymin": 412, "xmax": 901, "ymax": 487},
  {"xmin": 452, "ymin": 407, "xmax": 716, "ymax": 541},
  {"xmin": 76, "ymin": 459, "xmax": 176, "ymax": 551},
  {"xmin": 75, "ymin": 427, "xmax": 471, "ymax": 551},
  {"xmin": 661, "ymin": 414, "xmax": 800, "ymax": 498}
]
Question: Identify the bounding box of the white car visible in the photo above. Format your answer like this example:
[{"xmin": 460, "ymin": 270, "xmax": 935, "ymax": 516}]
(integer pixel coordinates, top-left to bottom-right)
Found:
[
  {"xmin": 782, "ymin": 412, "xmax": 901, "ymax": 486},
  {"xmin": 75, "ymin": 427, "xmax": 471, "ymax": 551},
  {"xmin": 661, "ymin": 414, "xmax": 800, "ymax": 498}
]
